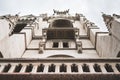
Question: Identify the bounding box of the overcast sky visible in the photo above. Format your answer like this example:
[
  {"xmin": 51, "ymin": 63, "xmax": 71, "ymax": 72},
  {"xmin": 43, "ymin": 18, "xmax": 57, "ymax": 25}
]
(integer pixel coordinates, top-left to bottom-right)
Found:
[{"xmin": 0, "ymin": 0, "xmax": 120, "ymax": 31}]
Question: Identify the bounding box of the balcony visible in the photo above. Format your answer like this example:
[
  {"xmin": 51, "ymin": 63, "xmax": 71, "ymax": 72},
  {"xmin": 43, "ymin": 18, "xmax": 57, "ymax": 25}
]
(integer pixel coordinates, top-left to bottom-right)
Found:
[{"xmin": 0, "ymin": 58, "xmax": 120, "ymax": 80}]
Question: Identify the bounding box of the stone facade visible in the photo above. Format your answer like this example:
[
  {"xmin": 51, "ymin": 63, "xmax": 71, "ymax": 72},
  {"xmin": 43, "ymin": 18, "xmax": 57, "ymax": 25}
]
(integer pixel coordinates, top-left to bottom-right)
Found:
[{"xmin": 0, "ymin": 10, "xmax": 120, "ymax": 79}]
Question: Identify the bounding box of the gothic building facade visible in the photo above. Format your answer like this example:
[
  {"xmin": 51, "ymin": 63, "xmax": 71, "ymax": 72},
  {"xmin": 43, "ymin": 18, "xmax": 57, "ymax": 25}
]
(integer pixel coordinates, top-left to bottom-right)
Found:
[{"xmin": 0, "ymin": 10, "xmax": 120, "ymax": 80}]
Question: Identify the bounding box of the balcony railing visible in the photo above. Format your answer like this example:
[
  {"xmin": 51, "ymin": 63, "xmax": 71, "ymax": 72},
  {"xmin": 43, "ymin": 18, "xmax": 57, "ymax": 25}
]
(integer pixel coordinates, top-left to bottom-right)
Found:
[{"xmin": 0, "ymin": 58, "xmax": 120, "ymax": 80}]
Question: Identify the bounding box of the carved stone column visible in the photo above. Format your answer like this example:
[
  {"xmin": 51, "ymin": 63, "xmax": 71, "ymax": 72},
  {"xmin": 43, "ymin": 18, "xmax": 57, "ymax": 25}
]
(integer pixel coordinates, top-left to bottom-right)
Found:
[
  {"xmin": 31, "ymin": 65, "xmax": 38, "ymax": 73},
  {"xmin": 20, "ymin": 65, "xmax": 27, "ymax": 73},
  {"xmin": 39, "ymin": 38, "xmax": 46, "ymax": 53},
  {"xmin": 75, "ymin": 29, "xmax": 79, "ymax": 39},
  {"xmin": 100, "ymin": 64, "xmax": 107, "ymax": 73},
  {"xmin": 76, "ymin": 39, "xmax": 82, "ymax": 53},
  {"xmin": 0, "ymin": 65, "xmax": 5, "ymax": 72},
  {"xmin": 39, "ymin": 41, "xmax": 45, "ymax": 54},
  {"xmin": 88, "ymin": 64, "xmax": 96, "ymax": 73},
  {"xmin": 78, "ymin": 64, "xmax": 83, "ymax": 73},
  {"xmin": 58, "ymin": 41, "xmax": 63, "ymax": 48},
  {"xmin": 66, "ymin": 64, "xmax": 71, "ymax": 73},
  {"xmin": 42, "ymin": 30, "xmax": 47, "ymax": 39},
  {"xmin": 43, "ymin": 64, "xmax": 49, "ymax": 73},
  {"xmin": 8, "ymin": 65, "xmax": 16, "ymax": 73},
  {"xmin": 55, "ymin": 64, "xmax": 60, "ymax": 73}
]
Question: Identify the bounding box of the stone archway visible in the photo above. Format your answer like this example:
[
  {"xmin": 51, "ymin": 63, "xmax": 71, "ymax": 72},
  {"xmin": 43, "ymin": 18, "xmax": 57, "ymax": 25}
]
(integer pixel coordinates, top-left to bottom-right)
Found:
[
  {"xmin": 47, "ymin": 19, "xmax": 75, "ymax": 39},
  {"xmin": 51, "ymin": 19, "xmax": 73, "ymax": 28}
]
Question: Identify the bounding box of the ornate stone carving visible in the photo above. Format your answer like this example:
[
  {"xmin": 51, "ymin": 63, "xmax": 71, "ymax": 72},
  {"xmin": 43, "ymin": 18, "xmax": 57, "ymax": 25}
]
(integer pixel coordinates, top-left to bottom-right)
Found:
[
  {"xmin": 75, "ymin": 13, "xmax": 80, "ymax": 20},
  {"xmin": 77, "ymin": 42, "xmax": 82, "ymax": 53},
  {"xmin": 53, "ymin": 9, "xmax": 69, "ymax": 15},
  {"xmin": 76, "ymin": 39, "xmax": 82, "ymax": 53},
  {"xmin": 39, "ymin": 39, "xmax": 45, "ymax": 54},
  {"xmin": 75, "ymin": 29, "xmax": 79, "ymax": 39},
  {"xmin": 39, "ymin": 44, "xmax": 43, "ymax": 53},
  {"xmin": 113, "ymin": 14, "xmax": 120, "ymax": 18},
  {"xmin": 42, "ymin": 30, "xmax": 47, "ymax": 39},
  {"xmin": 102, "ymin": 13, "xmax": 113, "ymax": 35}
]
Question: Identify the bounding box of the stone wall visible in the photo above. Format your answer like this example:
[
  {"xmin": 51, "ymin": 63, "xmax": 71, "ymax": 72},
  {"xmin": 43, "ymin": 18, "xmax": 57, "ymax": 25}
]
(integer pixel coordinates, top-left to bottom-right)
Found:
[
  {"xmin": 0, "ymin": 36, "xmax": 10, "ymax": 58},
  {"xmin": 111, "ymin": 20, "xmax": 120, "ymax": 40},
  {"xmin": 21, "ymin": 28, "xmax": 32, "ymax": 46},
  {"xmin": 0, "ymin": 34, "xmax": 26, "ymax": 58},
  {"xmin": 90, "ymin": 29, "xmax": 100, "ymax": 46},
  {"xmin": 8, "ymin": 34, "xmax": 26, "ymax": 58},
  {"xmin": 92, "ymin": 32, "xmax": 120, "ymax": 58},
  {"xmin": 111, "ymin": 36, "xmax": 120, "ymax": 57},
  {"xmin": 96, "ymin": 20, "xmax": 120, "ymax": 57},
  {"xmin": 96, "ymin": 34, "xmax": 112, "ymax": 57},
  {"xmin": 0, "ymin": 19, "xmax": 10, "ymax": 41}
]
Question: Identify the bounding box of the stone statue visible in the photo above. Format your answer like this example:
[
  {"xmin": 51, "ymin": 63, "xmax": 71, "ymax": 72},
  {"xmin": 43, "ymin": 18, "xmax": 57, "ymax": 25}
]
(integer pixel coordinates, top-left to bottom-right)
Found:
[
  {"xmin": 77, "ymin": 41, "xmax": 82, "ymax": 53},
  {"xmin": 102, "ymin": 13, "xmax": 113, "ymax": 35},
  {"xmin": 39, "ymin": 43, "xmax": 43, "ymax": 53},
  {"xmin": 39, "ymin": 40, "xmax": 45, "ymax": 54}
]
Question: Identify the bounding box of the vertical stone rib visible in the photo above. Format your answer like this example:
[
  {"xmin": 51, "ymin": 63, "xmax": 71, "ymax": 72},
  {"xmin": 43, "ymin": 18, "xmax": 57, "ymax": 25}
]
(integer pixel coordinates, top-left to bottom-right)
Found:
[
  {"xmin": 31, "ymin": 65, "xmax": 38, "ymax": 73},
  {"xmin": 67, "ymin": 64, "xmax": 71, "ymax": 73},
  {"xmin": 43, "ymin": 64, "xmax": 49, "ymax": 73},
  {"xmin": 112, "ymin": 64, "xmax": 119, "ymax": 73},
  {"xmin": 0, "ymin": 65, "xmax": 5, "ymax": 72},
  {"xmin": 78, "ymin": 64, "xmax": 83, "ymax": 73},
  {"xmin": 20, "ymin": 65, "xmax": 27, "ymax": 73},
  {"xmin": 59, "ymin": 41, "xmax": 63, "ymax": 48},
  {"xmin": 55, "ymin": 64, "xmax": 60, "ymax": 73},
  {"xmin": 8, "ymin": 65, "xmax": 16, "ymax": 73},
  {"xmin": 89, "ymin": 64, "xmax": 95, "ymax": 73},
  {"xmin": 100, "ymin": 64, "xmax": 107, "ymax": 73}
]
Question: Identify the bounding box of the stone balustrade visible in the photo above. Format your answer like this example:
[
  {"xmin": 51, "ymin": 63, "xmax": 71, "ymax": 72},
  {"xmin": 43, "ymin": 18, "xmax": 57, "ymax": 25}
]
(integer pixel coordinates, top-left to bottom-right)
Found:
[
  {"xmin": 0, "ymin": 59, "xmax": 119, "ymax": 80},
  {"xmin": 0, "ymin": 60, "xmax": 120, "ymax": 74}
]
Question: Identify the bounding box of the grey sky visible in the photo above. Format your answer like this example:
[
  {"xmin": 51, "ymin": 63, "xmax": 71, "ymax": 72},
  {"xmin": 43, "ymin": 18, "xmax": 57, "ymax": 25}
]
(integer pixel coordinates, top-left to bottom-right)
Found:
[{"xmin": 0, "ymin": 0, "xmax": 120, "ymax": 30}]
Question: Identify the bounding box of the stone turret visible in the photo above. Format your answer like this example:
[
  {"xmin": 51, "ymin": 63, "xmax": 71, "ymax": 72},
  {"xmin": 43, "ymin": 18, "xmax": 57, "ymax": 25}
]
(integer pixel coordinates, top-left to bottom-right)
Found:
[{"xmin": 101, "ymin": 13, "xmax": 120, "ymax": 57}]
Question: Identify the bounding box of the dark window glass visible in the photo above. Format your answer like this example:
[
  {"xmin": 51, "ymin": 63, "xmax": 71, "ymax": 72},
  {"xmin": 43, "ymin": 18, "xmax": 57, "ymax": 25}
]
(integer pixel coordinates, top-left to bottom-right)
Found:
[
  {"xmin": 63, "ymin": 42, "xmax": 69, "ymax": 48},
  {"xmin": 53, "ymin": 42, "xmax": 58, "ymax": 48}
]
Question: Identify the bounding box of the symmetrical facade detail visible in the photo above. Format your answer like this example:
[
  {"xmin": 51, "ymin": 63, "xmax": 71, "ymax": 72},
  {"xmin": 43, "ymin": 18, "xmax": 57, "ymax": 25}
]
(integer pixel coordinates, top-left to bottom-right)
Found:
[{"xmin": 0, "ymin": 10, "xmax": 120, "ymax": 80}]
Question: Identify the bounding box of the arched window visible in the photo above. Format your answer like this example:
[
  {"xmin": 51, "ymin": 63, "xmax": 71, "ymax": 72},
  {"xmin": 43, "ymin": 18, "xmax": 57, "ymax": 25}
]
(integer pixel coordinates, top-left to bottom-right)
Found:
[
  {"xmin": 37, "ymin": 64, "xmax": 44, "ymax": 72},
  {"xmin": 117, "ymin": 51, "xmax": 120, "ymax": 57},
  {"xmin": 82, "ymin": 64, "xmax": 90, "ymax": 72},
  {"xmin": 52, "ymin": 19, "xmax": 73, "ymax": 28},
  {"xmin": 47, "ymin": 19, "xmax": 75, "ymax": 39},
  {"xmin": 71, "ymin": 64, "xmax": 78, "ymax": 72},
  {"xmin": 48, "ymin": 64, "xmax": 55, "ymax": 72},
  {"xmin": 60, "ymin": 64, "xmax": 67, "ymax": 72}
]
